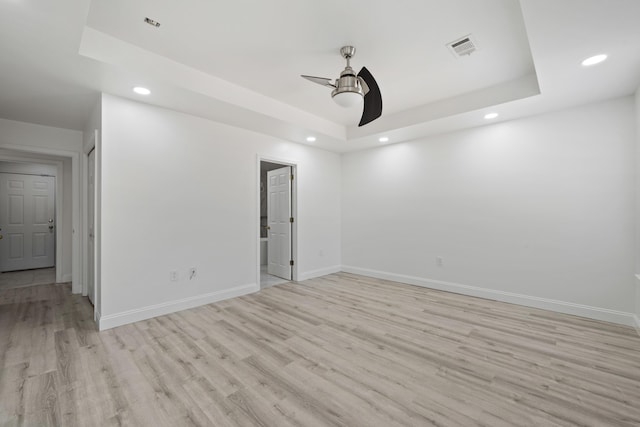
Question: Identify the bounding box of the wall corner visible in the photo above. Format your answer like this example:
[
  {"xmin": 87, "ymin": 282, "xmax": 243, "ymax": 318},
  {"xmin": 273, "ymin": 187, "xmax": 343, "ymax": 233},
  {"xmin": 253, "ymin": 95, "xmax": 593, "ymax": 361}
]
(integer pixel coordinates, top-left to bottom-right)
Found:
[{"xmin": 634, "ymin": 274, "xmax": 640, "ymax": 336}]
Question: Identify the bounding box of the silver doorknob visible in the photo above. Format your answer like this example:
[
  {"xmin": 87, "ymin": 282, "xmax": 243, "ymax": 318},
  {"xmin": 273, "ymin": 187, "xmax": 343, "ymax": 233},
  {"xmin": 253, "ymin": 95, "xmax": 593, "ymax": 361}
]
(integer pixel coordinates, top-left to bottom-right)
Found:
[
  {"xmin": 48, "ymin": 218, "xmax": 54, "ymax": 223},
  {"xmin": 49, "ymin": 225, "xmax": 54, "ymax": 230}
]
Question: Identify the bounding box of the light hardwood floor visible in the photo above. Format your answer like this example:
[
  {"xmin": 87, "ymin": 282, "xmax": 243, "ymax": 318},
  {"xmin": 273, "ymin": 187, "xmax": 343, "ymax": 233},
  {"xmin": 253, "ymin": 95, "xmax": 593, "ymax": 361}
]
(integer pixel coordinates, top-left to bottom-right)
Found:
[
  {"xmin": 260, "ymin": 265, "xmax": 289, "ymax": 289},
  {"xmin": 0, "ymin": 268, "xmax": 56, "ymax": 292},
  {"xmin": 1, "ymin": 273, "xmax": 640, "ymax": 426}
]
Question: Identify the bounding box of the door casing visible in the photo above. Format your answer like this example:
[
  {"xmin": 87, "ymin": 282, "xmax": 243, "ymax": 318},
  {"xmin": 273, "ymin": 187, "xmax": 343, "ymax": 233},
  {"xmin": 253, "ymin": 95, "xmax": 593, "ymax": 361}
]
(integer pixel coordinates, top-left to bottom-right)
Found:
[
  {"xmin": 0, "ymin": 155, "xmax": 64, "ymax": 282},
  {"xmin": 87, "ymin": 148, "xmax": 96, "ymax": 305},
  {"xmin": 257, "ymin": 156, "xmax": 298, "ymax": 287}
]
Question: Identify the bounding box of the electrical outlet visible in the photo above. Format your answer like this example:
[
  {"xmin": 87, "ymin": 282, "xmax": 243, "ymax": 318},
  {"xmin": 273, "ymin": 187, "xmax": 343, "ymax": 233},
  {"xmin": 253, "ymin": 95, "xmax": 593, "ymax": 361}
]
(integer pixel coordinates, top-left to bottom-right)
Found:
[
  {"xmin": 170, "ymin": 270, "xmax": 179, "ymax": 281},
  {"xmin": 436, "ymin": 256, "xmax": 443, "ymax": 267},
  {"xmin": 189, "ymin": 267, "xmax": 197, "ymax": 280}
]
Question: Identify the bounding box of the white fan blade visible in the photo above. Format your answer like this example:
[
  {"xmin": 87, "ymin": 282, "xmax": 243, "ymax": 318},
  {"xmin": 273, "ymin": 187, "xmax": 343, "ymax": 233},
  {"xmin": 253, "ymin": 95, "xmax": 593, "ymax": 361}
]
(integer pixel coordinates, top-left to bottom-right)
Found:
[{"xmin": 301, "ymin": 75, "xmax": 336, "ymax": 88}]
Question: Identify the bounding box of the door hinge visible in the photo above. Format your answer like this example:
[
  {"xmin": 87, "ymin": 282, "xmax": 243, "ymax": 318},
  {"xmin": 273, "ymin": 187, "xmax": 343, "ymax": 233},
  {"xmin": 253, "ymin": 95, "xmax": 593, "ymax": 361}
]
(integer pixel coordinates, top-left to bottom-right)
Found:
[
  {"xmin": 290, "ymin": 217, "xmax": 294, "ymax": 223},
  {"xmin": 290, "ymin": 260, "xmax": 294, "ymax": 266},
  {"xmin": 290, "ymin": 174, "xmax": 294, "ymax": 181}
]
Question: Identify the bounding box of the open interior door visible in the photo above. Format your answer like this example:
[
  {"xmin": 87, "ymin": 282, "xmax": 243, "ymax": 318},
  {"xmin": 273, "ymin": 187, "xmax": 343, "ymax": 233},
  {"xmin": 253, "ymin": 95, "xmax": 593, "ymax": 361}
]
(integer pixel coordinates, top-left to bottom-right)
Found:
[{"xmin": 267, "ymin": 166, "xmax": 292, "ymax": 280}]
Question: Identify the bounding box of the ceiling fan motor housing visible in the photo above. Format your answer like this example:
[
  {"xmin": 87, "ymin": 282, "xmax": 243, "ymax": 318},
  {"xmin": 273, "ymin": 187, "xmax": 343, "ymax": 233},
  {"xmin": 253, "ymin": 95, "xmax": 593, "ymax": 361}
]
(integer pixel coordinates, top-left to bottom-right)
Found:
[{"xmin": 331, "ymin": 66, "xmax": 364, "ymax": 99}]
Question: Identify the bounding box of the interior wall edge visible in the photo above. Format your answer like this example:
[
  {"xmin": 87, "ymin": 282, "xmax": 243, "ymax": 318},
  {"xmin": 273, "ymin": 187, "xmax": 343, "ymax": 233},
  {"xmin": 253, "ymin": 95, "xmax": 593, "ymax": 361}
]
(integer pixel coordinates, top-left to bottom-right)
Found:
[
  {"xmin": 298, "ymin": 265, "xmax": 342, "ymax": 282},
  {"xmin": 97, "ymin": 282, "xmax": 259, "ymax": 331},
  {"xmin": 635, "ymin": 274, "xmax": 640, "ymax": 336},
  {"xmin": 342, "ymin": 265, "xmax": 637, "ymax": 328}
]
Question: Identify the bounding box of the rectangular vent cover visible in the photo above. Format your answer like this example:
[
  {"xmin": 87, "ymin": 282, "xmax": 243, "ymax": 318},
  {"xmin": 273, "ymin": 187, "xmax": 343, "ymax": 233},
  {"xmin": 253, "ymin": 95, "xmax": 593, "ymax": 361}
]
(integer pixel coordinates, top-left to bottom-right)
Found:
[
  {"xmin": 144, "ymin": 17, "xmax": 161, "ymax": 28},
  {"xmin": 447, "ymin": 34, "xmax": 479, "ymax": 57}
]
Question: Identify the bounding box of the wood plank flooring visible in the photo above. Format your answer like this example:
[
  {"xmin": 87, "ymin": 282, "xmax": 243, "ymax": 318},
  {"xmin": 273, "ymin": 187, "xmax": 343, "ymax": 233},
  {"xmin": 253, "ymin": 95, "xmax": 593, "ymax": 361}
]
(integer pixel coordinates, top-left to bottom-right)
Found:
[
  {"xmin": 0, "ymin": 268, "xmax": 56, "ymax": 292},
  {"xmin": 1, "ymin": 272, "xmax": 640, "ymax": 426}
]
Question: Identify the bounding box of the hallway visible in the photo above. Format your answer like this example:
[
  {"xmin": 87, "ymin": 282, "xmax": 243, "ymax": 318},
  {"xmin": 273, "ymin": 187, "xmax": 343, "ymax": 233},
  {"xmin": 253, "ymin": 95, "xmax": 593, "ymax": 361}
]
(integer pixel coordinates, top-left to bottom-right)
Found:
[{"xmin": 0, "ymin": 267, "xmax": 56, "ymax": 292}]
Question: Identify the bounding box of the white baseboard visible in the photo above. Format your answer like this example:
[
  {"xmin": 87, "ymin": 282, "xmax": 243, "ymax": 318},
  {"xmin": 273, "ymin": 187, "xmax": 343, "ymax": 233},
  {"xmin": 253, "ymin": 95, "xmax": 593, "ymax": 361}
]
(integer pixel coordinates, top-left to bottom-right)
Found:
[
  {"xmin": 298, "ymin": 265, "xmax": 342, "ymax": 282},
  {"xmin": 342, "ymin": 265, "xmax": 637, "ymax": 327},
  {"xmin": 61, "ymin": 273, "xmax": 73, "ymax": 283},
  {"xmin": 98, "ymin": 283, "xmax": 259, "ymax": 331}
]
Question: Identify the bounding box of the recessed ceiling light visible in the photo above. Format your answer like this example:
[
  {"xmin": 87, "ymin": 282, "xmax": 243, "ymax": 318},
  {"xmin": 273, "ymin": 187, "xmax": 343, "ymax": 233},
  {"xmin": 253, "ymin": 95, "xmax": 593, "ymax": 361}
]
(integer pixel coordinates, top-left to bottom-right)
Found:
[
  {"xmin": 484, "ymin": 113, "xmax": 499, "ymax": 120},
  {"xmin": 306, "ymin": 136, "xmax": 316, "ymax": 142},
  {"xmin": 581, "ymin": 54, "xmax": 607, "ymax": 67},
  {"xmin": 379, "ymin": 137, "xmax": 389, "ymax": 142},
  {"xmin": 133, "ymin": 86, "xmax": 151, "ymax": 95}
]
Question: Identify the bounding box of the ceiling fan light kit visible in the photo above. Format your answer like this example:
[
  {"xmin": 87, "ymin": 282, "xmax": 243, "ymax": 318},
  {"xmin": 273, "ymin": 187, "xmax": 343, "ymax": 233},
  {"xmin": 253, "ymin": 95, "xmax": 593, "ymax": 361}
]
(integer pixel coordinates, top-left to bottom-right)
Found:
[
  {"xmin": 333, "ymin": 91, "xmax": 363, "ymax": 108},
  {"xmin": 301, "ymin": 46, "xmax": 383, "ymax": 127}
]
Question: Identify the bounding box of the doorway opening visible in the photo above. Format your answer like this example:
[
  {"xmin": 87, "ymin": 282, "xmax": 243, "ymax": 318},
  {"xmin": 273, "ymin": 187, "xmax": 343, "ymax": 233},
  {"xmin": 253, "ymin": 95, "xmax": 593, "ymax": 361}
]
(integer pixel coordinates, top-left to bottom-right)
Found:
[
  {"xmin": 0, "ymin": 161, "xmax": 58, "ymax": 291},
  {"xmin": 0, "ymin": 144, "xmax": 82, "ymax": 298},
  {"xmin": 258, "ymin": 158, "xmax": 297, "ymax": 289},
  {"xmin": 86, "ymin": 148, "xmax": 96, "ymax": 307}
]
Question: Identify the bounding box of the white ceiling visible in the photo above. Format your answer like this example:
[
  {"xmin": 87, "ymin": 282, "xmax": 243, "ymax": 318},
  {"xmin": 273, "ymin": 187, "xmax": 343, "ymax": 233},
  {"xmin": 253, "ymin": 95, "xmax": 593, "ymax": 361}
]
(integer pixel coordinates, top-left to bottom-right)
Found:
[{"xmin": 1, "ymin": 0, "xmax": 639, "ymax": 152}]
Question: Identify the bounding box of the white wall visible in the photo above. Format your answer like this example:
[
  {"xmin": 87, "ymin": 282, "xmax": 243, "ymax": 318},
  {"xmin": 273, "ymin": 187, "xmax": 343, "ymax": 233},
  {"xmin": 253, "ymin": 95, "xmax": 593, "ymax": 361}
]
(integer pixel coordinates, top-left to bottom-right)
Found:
[
  {"xmin": 98, "ymin": 95, "xmax": 341, "ymax": 329},
  {"xmin": 0, "ymin": 120, "xmax": 83, "ymax": 286},
  {"xmin": 343, "ymin": 97, "xmax": 636, "ymax": 325},
  {"xmin": 0, "ymin": 118, "xmax": 83, "ymax": 153},
  {"xmin": 0, "ymin": 161, "xmax": 57, "ymax": 176},
  {"xmin": 83, "ymin": 96, "xmax": 101, "ymax": 151}
]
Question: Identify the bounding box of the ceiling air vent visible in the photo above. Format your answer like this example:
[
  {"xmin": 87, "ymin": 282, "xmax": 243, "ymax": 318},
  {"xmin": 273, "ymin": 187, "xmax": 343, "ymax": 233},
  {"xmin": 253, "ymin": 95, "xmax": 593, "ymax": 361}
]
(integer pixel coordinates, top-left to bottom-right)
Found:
[
  {"xmin": 144, "ymin": 17, "xmax": 161, "ymax": 28},
  {"xmin": 446, "ymin": 34, "xmax": 479, "ymax": 58}
]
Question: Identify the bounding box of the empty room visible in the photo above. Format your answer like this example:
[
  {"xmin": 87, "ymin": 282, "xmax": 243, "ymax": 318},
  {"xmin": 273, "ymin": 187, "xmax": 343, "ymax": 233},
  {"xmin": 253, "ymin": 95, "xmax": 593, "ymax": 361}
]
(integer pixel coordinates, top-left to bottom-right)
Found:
[{"xmin": 1, "ymin": 0, "xmax": 640, "ymax": 426}]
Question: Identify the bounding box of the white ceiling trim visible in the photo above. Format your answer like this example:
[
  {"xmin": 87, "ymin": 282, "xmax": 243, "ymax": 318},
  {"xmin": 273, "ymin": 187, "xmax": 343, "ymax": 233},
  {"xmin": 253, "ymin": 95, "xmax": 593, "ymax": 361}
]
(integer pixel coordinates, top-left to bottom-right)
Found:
[
  {"xmin": 79, "ymin": 27, "xmax": 346, "ymax": 141},
  {"xmin": 79, "ymin": 25, "xmax": 542, "ymax": 150}
]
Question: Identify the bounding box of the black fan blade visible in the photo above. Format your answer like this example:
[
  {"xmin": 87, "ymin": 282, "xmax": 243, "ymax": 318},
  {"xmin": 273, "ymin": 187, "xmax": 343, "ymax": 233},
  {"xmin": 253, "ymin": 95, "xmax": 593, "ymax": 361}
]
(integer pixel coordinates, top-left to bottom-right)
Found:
[
  {"xmin": 301, "ymin": 75, "xmax": 336, "ymax": 88},
  {"xmin": 357, "ymin": 67, "xmax": 382, "ymax": 126}
]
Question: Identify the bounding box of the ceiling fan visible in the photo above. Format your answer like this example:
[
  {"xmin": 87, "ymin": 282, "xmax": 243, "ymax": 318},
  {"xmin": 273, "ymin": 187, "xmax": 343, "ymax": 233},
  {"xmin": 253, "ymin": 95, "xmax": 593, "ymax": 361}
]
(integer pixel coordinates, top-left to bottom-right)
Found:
[{"xmin": 301, "ymin": 46, "xmax": 382, "ymax": 127}]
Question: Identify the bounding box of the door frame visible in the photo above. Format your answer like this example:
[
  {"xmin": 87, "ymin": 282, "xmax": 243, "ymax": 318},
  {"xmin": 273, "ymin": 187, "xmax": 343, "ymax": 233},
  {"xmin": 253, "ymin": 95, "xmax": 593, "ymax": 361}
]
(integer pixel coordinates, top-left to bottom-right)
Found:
[
  {"xmin": 83, "ymin": 130, "xmax": 100, "ymax": 321},
  {"xmin": 266, "ymin": 165, "xmax": 292, "ymax": 280},
  {"xmin": 0, "ymin": 154, "xmax": 63, "ymax": 282},
  {"xmin": 256, "ymin": 155, "xmax": 298, "ymax": 287},
  {"xmin": 0, "ymin": 143, "xmax": 82, "ymax": 293}
]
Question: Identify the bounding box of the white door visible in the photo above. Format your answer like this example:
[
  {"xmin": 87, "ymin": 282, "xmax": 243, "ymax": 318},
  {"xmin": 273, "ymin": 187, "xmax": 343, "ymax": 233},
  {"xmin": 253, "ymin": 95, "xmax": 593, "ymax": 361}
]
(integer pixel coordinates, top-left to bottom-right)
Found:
[
  {"xmin": 0, "ymin": 173, "xmax": 56, "ymax": 272},
  {"xmin": 267, "ymin": 166, "xmax": 292, "ymax": 280},
  {"xmin": 87, "ymin": 149, "xmax": 96, "ymax": 305}
]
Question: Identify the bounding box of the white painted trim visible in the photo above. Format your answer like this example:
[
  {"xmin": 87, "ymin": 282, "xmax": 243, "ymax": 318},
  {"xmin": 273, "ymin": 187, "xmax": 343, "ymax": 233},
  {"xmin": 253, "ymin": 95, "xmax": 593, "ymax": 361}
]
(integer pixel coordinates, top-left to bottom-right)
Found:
[
  {"xmin": 298, "ymin": 265, "xmax": 342, "ymax": 281},
  {"xmin": 342, "ymin": 265, "xmax": 637, "ymax": 327},
  {"xmin": 70, "ymin": 152, "xmax": 81, "ymax": 294},
  {"xmin": 62, "ymin": 274, "xmax": 73, "ymax": 283},
  {"xmin": 55, "ymin": 162, "xmax": 63, "ymax": 284},
  {"xmin": 82, "ymin": 131, "xmax": 97, "ymax": 299},
  {"xmin": 98, "ymin": 283, "xmax": 259, "ymax": 330},
  {"xmin": 94, "ymin": 131, "xmax": 102, "ymax": 328},
  {"xmin": 81, "ymin": 151, "xmax": 88, "ymax": 296}
]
